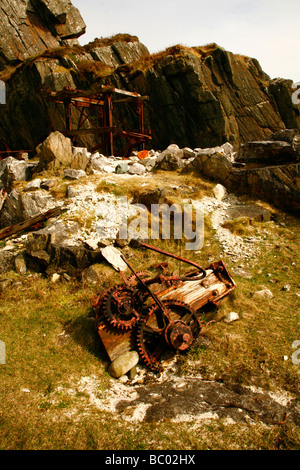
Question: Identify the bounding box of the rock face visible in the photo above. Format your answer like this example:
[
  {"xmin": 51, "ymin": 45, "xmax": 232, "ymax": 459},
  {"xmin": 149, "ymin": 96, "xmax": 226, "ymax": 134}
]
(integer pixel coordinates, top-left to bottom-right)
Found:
[
  {"xmin": 236, "ymin": 130, "xmax": 300, "ymax": 166},
  {"xmin": 0, "ymin": 0, "xmax": 86, "ymax": 69},
  {"xmin": 0, "ymin": 22, "xmax": 299, "ymax": 153},
  {"xmin": 123, "ymin": 45, "xmax": 299, "ymax": 149},
  {"xmin": 228, "ymin": 162, "xmax": 300, "ymax": 214}
]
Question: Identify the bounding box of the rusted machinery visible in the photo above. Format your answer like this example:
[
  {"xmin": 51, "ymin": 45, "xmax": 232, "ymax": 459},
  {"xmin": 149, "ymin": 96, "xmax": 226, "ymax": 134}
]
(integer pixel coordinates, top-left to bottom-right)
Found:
[
  {"xmin": 92, "ymin": 243, "xmax": 236, "ymax": 373},
  {"xmin": 43, "ymin": 85, "xmax": 152, "ymax": 157}
]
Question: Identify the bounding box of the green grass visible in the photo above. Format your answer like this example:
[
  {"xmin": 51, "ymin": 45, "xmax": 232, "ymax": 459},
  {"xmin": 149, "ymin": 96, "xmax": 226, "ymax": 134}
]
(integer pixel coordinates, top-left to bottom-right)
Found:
[{"xmin": 0, "ymin": 175, "xmax": 299, "ymax": 450}]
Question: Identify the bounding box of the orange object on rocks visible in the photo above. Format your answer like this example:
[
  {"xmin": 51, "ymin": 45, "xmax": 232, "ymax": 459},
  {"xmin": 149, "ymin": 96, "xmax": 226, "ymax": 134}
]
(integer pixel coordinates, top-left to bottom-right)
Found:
[{"xmin": 137, "ymin": 150, "xmax": 149, "ymax": 160}]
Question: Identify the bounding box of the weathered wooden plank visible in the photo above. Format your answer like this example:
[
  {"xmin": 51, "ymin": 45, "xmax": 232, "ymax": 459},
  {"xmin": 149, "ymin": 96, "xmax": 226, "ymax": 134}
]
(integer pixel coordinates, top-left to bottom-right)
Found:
[{"xmin": 0, "ymin": 206, "xmax": 63, "ymax": 241}]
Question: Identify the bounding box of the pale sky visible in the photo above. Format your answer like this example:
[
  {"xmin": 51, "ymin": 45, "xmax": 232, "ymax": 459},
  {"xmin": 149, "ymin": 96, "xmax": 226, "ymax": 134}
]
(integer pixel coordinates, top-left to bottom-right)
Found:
[{"xmin": 72, "ymin": 0, "xmax": 300, "ymax": 83}]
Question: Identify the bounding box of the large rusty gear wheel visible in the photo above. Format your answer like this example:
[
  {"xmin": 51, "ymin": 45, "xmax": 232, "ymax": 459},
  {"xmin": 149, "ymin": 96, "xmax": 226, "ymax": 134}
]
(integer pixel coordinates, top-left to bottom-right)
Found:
[
  {"xmin": 126, "ymin": 271, "xmax": 151, "ymax": 285},
  {"xmin": 136, "ymin": 300, "xmax": 202, "ymax": 373},
  {"xmin": 103, "ymin": 285, "xmax": 145, "ymax": 330},
  {"xmin": 91, "ymin": 288, "xmax": 111, "ymax": 320}
]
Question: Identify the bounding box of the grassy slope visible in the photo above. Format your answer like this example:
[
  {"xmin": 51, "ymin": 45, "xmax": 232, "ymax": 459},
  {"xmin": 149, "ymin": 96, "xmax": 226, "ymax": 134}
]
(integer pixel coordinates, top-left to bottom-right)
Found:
[{"xmin": 0, "ymin": 171, "xmax": 299, "ymax": 450}]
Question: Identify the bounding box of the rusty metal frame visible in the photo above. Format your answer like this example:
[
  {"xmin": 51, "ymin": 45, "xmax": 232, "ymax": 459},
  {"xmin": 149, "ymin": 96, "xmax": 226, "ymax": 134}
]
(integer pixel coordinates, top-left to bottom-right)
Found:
[{"xmin": 44, "ymin": 85, "xmax": 152, "ymax": 158}]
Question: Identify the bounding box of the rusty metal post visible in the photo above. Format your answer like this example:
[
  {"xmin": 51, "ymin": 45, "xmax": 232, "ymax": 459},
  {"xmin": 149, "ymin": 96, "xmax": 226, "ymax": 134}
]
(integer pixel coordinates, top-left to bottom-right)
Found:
[
  {"xmin": 137, "ymin": 101, "xmax": 145, "ymax": 150},
  {"xmin": 107, "ymin": 93, "xmax": 114, "ymax": 156},
  {"xmin": 65, "ymin": 99, "xmax": 72, "ymax": 133}
]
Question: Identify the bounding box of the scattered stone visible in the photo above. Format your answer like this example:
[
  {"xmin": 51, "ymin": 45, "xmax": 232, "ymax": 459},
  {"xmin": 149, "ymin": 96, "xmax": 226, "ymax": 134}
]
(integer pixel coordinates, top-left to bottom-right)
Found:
[
  {"xmin": 118, "ymin": 375, "xmax": 129, "ymax": 384},
  {"xmin": 108, "ymin": 351, "xmax": 140, "ymax": 378},
  {"xmin": 253, "ymin": 288, "xmax": 274, "ymax": 299},
  {"xmin": 224, "ymin": 312, "xmax": 240, "ymax": 323},
  {"xmin": 51, "ymin": 273, "xmax": 60, "ymax": 283},
  {"xmin": 40, "ymin": 179, "xmax": 56, "ymax": 190},
  {"xmin": 73, "ymin": 147, "xmax": 90, "ymax": 158},
  {"xmin": 64, "ymin": 168, "xmax": 86, "ymax": 180},
  {"xmin": 140, "ymin": 156, "xmax": 157, "ymax": 169},
  {"xmin": 232, "ymin": 267, "xmax": 253, "ymax": 279},
  {"xmin": 84, "ymin": 238, "xmax": 100, "ymax": 251},
  {"xmin": 155, "ymin": 151, "xmax": 184, "ymax": 171},
  {"xmin": 282, "ymin": 283, "xmax": 291, "ymax": 291},
  {"xmin": 81, "ymin": 265, "xmax": 103, "ymax": 284},
  {"xmin": 0, "ymin": 278, "xmax": 13, "ymax": 292},
  {"xmin": 71, "ymin": 151, "xmax": 90, "ymax": 171},
  {"xmin": 115, "ymin": 162, "xmax": 129, "ymax": 174},
  {"xmin": 127, "ymin": 366, "xmax": 137, "ymax": 380},
  {"xmin": 100, "ymin": 245, "xmax": 128, "ymax": 272},
  {"xmin": 213, "ymin": 183, "xmax": 227, "ymax": 201},
  {"xmin": 102, "ymin": 165, "xmax": 115, "ymax": 174},
  {"xmin": 226, "ymin": 205, "xmax": 271, "ymax": 222},
  {"xmin": 0, "ymin": 156, "xmax": 30, "ymax": 191},
  {"xmin": 23, "ymin": 179, "xmax": 42, "ymax": 191},
  {"xmin": 128, "ymin": 162, "xmax": 146, "ymax": 175},
  {"xmin": 182, "ymin": 147, "xmax": 196, "ymax": 159},
  {"xmin": 56, "ymin": 331, "xmax": 72, "ymax": 346},
  {"xmin": 14, "ymin": 254, "xmax": 27, "ymax": 275}
]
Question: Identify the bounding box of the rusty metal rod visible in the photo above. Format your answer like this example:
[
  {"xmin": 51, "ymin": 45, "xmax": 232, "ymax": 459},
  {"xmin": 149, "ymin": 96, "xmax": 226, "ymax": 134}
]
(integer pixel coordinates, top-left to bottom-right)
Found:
[
  {"xmin": 139, "ymin": 242, "xmax": 207, "ymax": 280},
  {"xmin": 120, "ymin": 254, "xmax": 167, "ymax": 312}
]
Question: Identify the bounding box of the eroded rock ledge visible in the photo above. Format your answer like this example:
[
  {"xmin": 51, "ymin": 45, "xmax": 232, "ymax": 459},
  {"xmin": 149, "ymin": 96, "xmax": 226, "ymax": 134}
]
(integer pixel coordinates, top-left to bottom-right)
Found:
[{"xmin": 0, "ymin": 0, "xmax": 86, "ymax": 69}]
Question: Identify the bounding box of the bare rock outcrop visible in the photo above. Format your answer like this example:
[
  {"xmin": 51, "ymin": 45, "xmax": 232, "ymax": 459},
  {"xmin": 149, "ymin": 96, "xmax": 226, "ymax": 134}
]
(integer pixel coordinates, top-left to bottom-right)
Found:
[{"xmin": 0, "ymin": 0, "xmax": 86, "ymax": 69}]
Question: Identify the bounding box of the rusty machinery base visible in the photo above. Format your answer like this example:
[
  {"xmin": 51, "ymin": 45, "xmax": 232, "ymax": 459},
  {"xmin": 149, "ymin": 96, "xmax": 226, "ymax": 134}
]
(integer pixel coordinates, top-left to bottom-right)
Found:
[{"xmin": 92, "ymin": 243, "xmax": 236, "ymax": 374}]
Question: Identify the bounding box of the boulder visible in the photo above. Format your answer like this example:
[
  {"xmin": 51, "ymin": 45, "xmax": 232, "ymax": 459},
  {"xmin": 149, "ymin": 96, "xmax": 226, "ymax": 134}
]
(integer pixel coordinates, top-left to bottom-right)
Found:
[
  {"xmin": 0, "ymin": 157, "xmax": 30, "ymax": 192},
  {"xmin": 128, "ymin": 162, "xmax": 146, "ymax": 175},
  {"xmin": 253, "ymin": 289, "xmax": 274, "ymax": 300},
  {"xmin": 81, "ymin": 264, "xmax": 103, "ymax": 284},
  {"xmin": 23, "ymin": 179, "xmax": 42, "ymax": 191},
  {"xmin": 107, "ymin": 351, "xmax": 140, "ymax": 378},
  {"xmin": 115, "ymin": 162, "xmax": 129, "ymax": 174},
  {"xmin": 184, "ymin": 152, "xmax": 233, "ymax": 184},
  {"xmin": 236, "ymin": 140, "xmax": 299, "ymax": 165},
  {"xmin": 225, "ymin": 205, "xmax": 271, "ymax": 222},
  {"xmin": 64, "ymin": 168, "xmax": 86, "ymax": 180},
  {"xmin": 0, "ymin": 251, "xmax": 15, "ymax": 274},
  {"xmin": 36, "ymin": 132, "xmax": 73, "ymax": 171},
  {"xmin": 100, "ymin": 245, "xmax": 128, "ymax": 271},
  {"xmin": 228, "ymin": 163, "xmax": 300, "ymax": 214},
  {"xmin": 155, "ymin": 148, "xmax": 185, "ymax": 171},
  {"xmin": 70, "ymin": 151, "xmax": 90, "ymax": 171},
  {"xmin": 14, "ymin": 254, "xmax": 27, "ymax": 275},
  {"xmin": 0, "ymin": 188, "xmax": 58, "ymax": 228},
  {"xmin": 271, "ymin": 129, "xmax": 300, "ymax": 153},
  {"xmin": 213, "ymin": 184, "xmax": 227, "ymax": 201}
]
